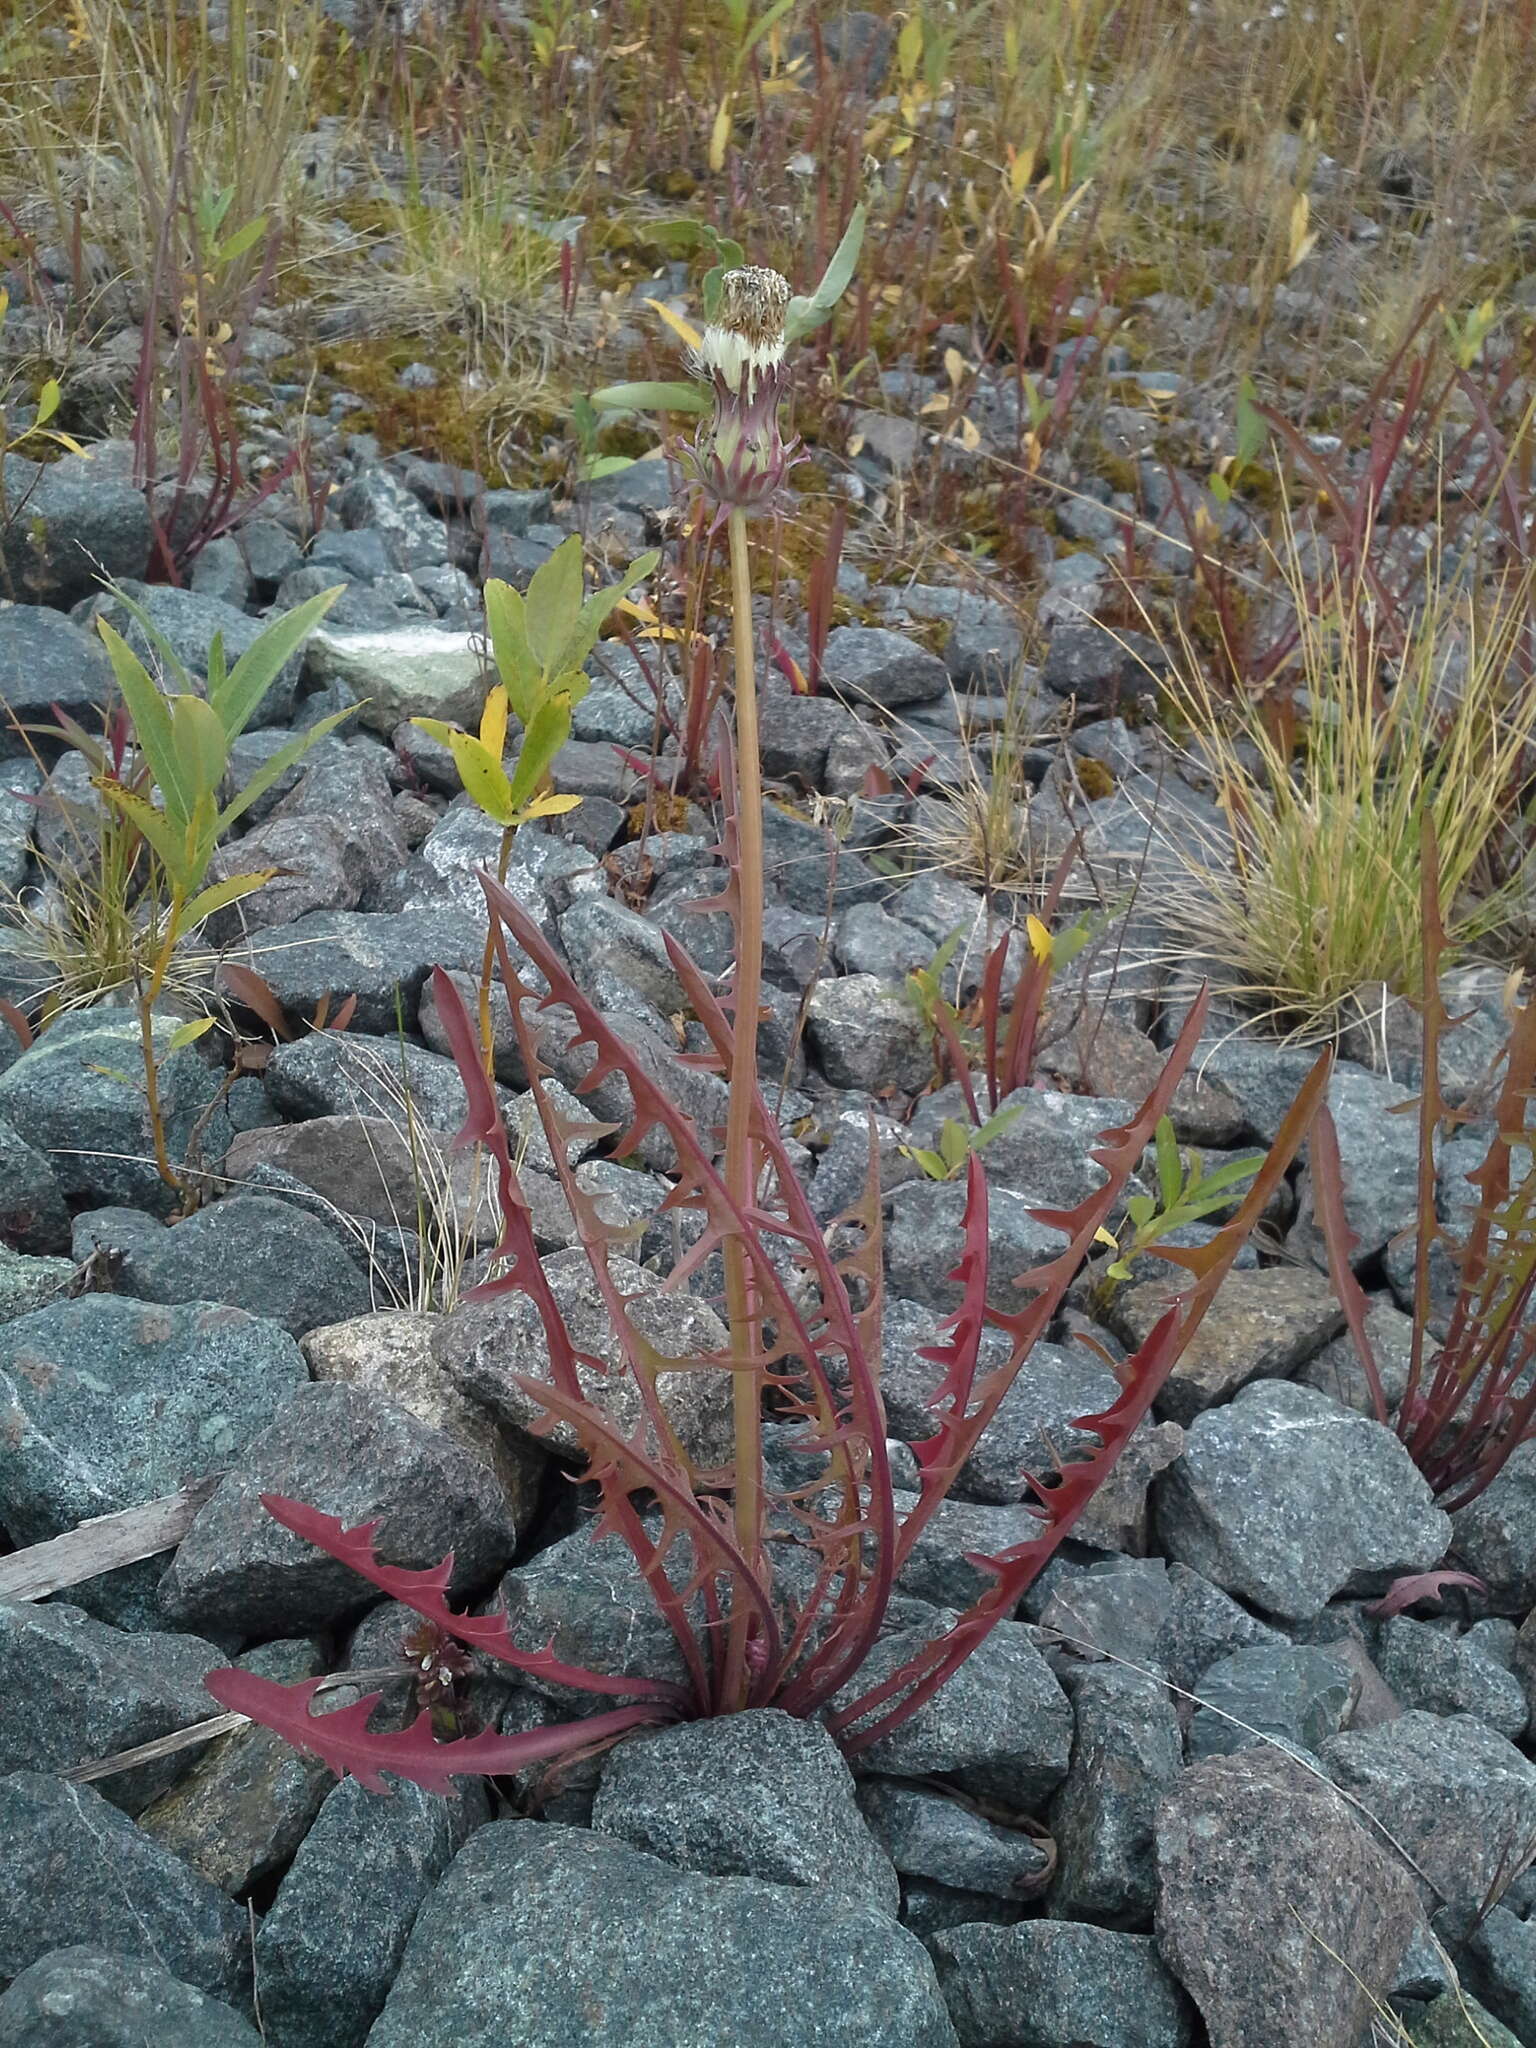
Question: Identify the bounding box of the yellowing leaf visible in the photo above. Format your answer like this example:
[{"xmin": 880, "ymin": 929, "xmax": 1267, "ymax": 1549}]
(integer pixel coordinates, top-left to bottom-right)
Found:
[
  {"xmin": 955, "ymin": 415, "xmax": 981, "ymax": 451},
  {"xmin": 479, "ymin": 682, "xmax": 509, "ymax": 761},
  {"xmin": 1094, "ymin": 1226, "xmax": 1120, "ymax": 1250},
  {"xmin": 1025, "ymin": 913, "xmax": 1053, "ymax": 963},
  {"xmin": 444, "ymin": 730, "xmax": 516, "ymax": 824},
  {"xmin": 165, "ymin": 1013, "xmax": 218, "ymax": 1052},
  {"xmin": 643, "ymin": 296, "xmax": 703, "ymax": 355},
  {"xmin": 943, "ymin": 346, "xmax": 967, "ymax": 389},
  {"xmin": 521, "ymin": 791, "xmax": 582, "ymax": 819},
  {"xmin": 709, "ymin": 98, "xmax": 733, "ymax": 172},
  {"xmin": 920, "ymin": 392, "xmax": 952, "ymax": 415}
]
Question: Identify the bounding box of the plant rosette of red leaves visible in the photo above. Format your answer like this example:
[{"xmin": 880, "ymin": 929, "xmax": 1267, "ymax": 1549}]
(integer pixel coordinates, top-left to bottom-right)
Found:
[
  {"xmin": 203, "ymin": 244, "xmax": 1331, "ymax": 1796},
  {"xmin": 205, "ymin": 912, "xmax": 1327, "ymax": 1793}
]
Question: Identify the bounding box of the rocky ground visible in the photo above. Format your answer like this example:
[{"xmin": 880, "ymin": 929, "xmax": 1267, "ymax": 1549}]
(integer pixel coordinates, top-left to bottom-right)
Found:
[{"xmin": 0, "ymin": 404, "xmax": 1532, "ymax": 2048}]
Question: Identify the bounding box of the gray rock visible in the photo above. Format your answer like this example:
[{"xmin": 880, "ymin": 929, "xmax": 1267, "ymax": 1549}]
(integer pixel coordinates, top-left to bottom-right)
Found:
[
  {"xmin": 1451, "ymin": 1441, "xmax": 1536, "ymax": 1613},
  {"xmin": 858, "ymin": 1778, "xmax": 1052, "ymax": 1901},
  {"xmin": 224, "ymin": 1113, "xmax": 495, "ymax": 1245},
  {"xmin": 254, "ymin": 1773, "xmax": 485, "ymax": 2048},
  {"xmin": 929, "ymin": 590, "xmax": 1025, "ymax": 690},
  {"xmin": 1339, "ymin": 965, "xmax": 1511, "ymax": 1106},
  {"xmin": 883, "ymin": 1177, "xmax": 1068, "ymax": 1314},
  {"xmin": 761, "ymin": 802, "xmax": 883, "ymax": 912},
  {"xmin": 84, "ymin": 580, "xmax": 310, "ymax": 724},
  {"xmin": 205, "ymin": 813, "xmax": 373, "ymax": 938},
  {"xmin": 1153, "ymin": 1745, "xmax": 1419, "ymax": 2048},
  {"xmin": 266, "ymin": 1028, "xmax": 486, "ymax": 1131},
  {"xmin": 1292, "ymin": 1061, "xmax": 1424, "ymax": 1266},
  {"xmin": 1320, "ymin": 1710, "xmax": 1536, "ymax": 1934},
  {"xmin": 303, "ymin": 1309, "xmax": 543, "ymax": 1509},
  {"xmin": 1188, "ymin": 1642, "xmax": 1358, "ymax": 1759},
  {"xmin": 0, "ymin": 757, "xmax": 40, "ymax": 892},
  {"xmin": 871, "ymin": 1302, "xmax": 1143, "ymax": 1513},
  {"xmin": 0, "ymin": 1601, "xmax": 221, "ymax": 1813},
  {"xmin": 365, "ymin": 1819, "xmax": 958, "ymax": 2048},
  {"xmin": 1033, "ymin": 1556, "xmax": 1176, "ymax": 1671},
  {"xmin": 472, "ymin": 485, "xmax": 552, "ymax": 535},
  {"xmin": 1107, "ymin": 1266, "xmax": 1343, "ymax": 1425},
  {"xmin": 220, "ymin": 906, "xmax": 484, "ymax": 1034},
  {"xmin": 833, "ymin": 900, "xmax": 934, "ymax": 983},
  {"xmin": 269, "ymin": 739, "xmax": 411, "ymax": 886},
  {"xmin": 335, "ymin": 466, "xmax": 450, "ymax": 570},
  {"xmin": 306, "ymin": 625, "xmax": 485, "ymax": 736},
  {"xmin": 1186, "ymin": 1037, "xmax": 1331, "ymax": 1146},
  {"xmin": 936, "ymin": 1087, "xmax": 1139, "ymax": 1208},
  {"xmin": 0, "ymin": 448, "xmax": 153, "ymax": 605},
  {"xmin": 1040, "ymin": 619, "xmax": 1164, "ymax": 706},
  {"xmin": 494, "ymin": 1522, "xmax": 695, "ymax": 1709},
  {"xmin": 0, "ymin": 602, "xmax": 114, "ymax": 750},
  {"xmin": 0, "ymin": 1007, "xmax": 228, "ymax": 1215},
  {"xmin": 575, "ymin": 641, "xmax": 677, "ymax": 747},
  {"xmin": 899, "ymin": 1877, "xmax": 1027, "ymax": 1941},
  {"xmin": 836, "ymin": 1618, "xmax": 1074, "ymax": 1810},
  {"xmin": 1464, "ymin": 1906, "xmax": 1536, "ymax": 2046},
  {"xmin": 1296, "ymin": 1295, "xmax": 1417, "ymax": 1414},
  {"xmin": 757, "ymin": 679, "xmax": 864, "ymax": 786},
  {"xmin": 239, "ymin": 516, "xmax": 304, "ymax": 586},
  {"xmin": 0, "ymin": 1772, "xmax": 250, "ymax": 2001},
  {"xmin": 593, "ymin": 1710, "xmax": 898, "ymax": 1913},
  {"xmin": 1159, "ymin": 1562, "xmax": 1290, "ymax": 1695},
  {"xmin": 190, "ymin": 535, "xmax": 253, "ymax": 607},
  {"xmin": 1403, "ymin": 1990, "xmax": 1523, "ymax": 2047},
  {"xmin": 821, "ymin": 625, "xmax": 948, "ymax": 709},
  {"xmin": 560, "ymin": 893, "xmax": 688, "ymax": 1012},
  {"xmin": 160, "ymin": 1381, "xmax": 524, "ymax": 1636},
  {"xmin": 0, "ymin": 1242, "xmax": 73, "ymax": 1320},
  {"xmin": 1155, "ymin": 1380, "xmax": 1453, "ymax": 1621},
  {"xmin": 0, "ymin": 1946, "xmax": 260, "ymax": 2047},
  {"xmin": 92, "ymin": 1193, "xmax": 371, "ymax": 1338},
  {"xmin": 433, "ymin": 1246, "xmax": 733, "ymax": 1469},
  {"xmin": 134, "ymin": 1636, "xmax": 338, "ymax": 1894},
  {"xmin": 931, "ymin": 1920, "xmax": 1194, "ymax": 2048},
  {"xmin": 1036, "ymin": 1011, "xmax": 1247, "ymax": 1147},
  {"xmin": 806, "ymin": 973, "xmax": 931, "ymax": 1092},
  {"xmin": 1375, "ymin": 1616, "xmax": 1528, "ymax": 1741},
  {"xmin": 1049, "ymin": 1664, "xmax": 1182, "ymax": 1926},
  {"xmin": 891, "ymin": 1493, "xmax": 1061, "ymax": 1613},
  {"xmin": 0, "ymin": 1111, "xmax": 70, "ymax": 1251},
  {"xmin": 0, "ymin": 1294, "xmax": 306, "ymax": 1627}
]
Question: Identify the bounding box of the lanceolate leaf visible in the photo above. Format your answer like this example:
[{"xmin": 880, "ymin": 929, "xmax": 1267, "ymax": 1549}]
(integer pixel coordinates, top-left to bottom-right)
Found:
[
  {"xmin": 212, "ymin": 585, "xmax": 343, "ymax": 742},
  {"xmin": 590, "ymin": 380, "xmax": 710, "ymax": 415},
  {"xmin": 203, "ymin": 1670, "xmax": 663, "ymax": 1795},
  {"xmin": 94, "ymin": 621, "xmax": 193, "ymax": 829}
]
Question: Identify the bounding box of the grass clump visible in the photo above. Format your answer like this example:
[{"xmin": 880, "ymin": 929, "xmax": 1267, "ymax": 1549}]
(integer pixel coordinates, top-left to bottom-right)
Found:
[{"xmin": 1156, "ymin": 531, "xmax": 1536, "ymax": 1038}]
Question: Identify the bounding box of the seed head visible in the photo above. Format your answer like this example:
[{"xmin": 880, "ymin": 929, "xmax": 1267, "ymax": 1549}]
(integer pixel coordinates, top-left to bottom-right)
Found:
[
  {"xmin": 685, "ymin": 265, "xmax": 797, "ymax": 525},
  {"xmin": 696, "ymin": 266, "xmax": 791, "ymax": 402}
]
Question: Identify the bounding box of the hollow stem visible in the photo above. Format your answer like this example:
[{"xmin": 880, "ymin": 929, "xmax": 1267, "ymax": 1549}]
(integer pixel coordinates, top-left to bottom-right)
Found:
[
  {"xmin": 476, "ymin": 826, "xmax": 516, "ymax": 1076},
  {"xmin": 720, "ymin": 505, "xmax": 766, "ymax": 1711}
]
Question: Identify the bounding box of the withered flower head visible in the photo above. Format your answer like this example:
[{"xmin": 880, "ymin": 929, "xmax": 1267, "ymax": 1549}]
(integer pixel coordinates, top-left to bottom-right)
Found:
[
  {"xmin": 696, "ymin": 266, "xmax": 791, "ymax": 403},
  {"xmin": 685, "ymin": 264, "xmax": 797, "ymax": 525}
]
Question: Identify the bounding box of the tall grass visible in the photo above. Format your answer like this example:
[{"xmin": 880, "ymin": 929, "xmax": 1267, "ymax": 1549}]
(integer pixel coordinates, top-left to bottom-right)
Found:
[{"xmin": 1155, "ymin": 527, "xmax": 1536, "ymax": 1037}]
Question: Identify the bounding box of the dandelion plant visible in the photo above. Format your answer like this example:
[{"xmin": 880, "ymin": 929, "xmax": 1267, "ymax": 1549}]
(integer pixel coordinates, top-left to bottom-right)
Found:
[{"xmin": 205, "ymin": 222, "xmax": 1329, "ymax": 1795}]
